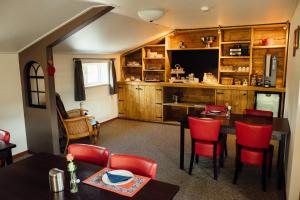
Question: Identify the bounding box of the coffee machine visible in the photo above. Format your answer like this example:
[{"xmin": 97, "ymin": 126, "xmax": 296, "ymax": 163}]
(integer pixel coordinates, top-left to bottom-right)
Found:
[{"xmin": 263, "ymin": 54, "xmax": 278, "ymax": 87}]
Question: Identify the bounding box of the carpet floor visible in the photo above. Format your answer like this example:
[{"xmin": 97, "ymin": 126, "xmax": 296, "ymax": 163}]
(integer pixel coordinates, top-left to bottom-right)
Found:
[{"xmin": 92, "ymin": 119, "xmax": 282, "ymax": 200}]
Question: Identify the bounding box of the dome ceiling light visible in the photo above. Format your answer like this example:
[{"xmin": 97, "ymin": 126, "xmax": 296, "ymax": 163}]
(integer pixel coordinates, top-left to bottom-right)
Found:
[{"xmin": 137, "ymin": 9, "xmax": 164, "ymax": 22}]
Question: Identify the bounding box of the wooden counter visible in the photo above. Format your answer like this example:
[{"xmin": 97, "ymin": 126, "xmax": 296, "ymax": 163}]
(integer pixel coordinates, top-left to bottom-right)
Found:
[{"xmin": 118, "ymin": 81, "xmax": 285, "ymax": 92}]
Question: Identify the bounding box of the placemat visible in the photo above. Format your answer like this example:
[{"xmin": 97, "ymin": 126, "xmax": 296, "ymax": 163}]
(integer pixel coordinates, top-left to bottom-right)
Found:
[{"xmin": 83, "ymin": 168, "xmax": 151, "ymax": 197}]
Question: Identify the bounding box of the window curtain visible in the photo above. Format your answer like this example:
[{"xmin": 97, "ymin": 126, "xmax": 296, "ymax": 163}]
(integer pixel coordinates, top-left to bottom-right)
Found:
[
  {"xmin": 109, "ymin": 59, "xmax": 118, "ymax": 95},
  {"xmin": 74, "ymin": 59, "xmax": 86, "ymax": 101}
]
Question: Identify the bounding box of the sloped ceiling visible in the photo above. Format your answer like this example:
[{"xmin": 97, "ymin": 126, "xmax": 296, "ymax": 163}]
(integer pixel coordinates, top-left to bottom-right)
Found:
[
  {"xmin": 54, "ymin": 12, "xmax": 171, "ymax": 54},
  {"xmin": 94, "ymin": 0, "xmax": 298, "ymax": 29},
  {"xmin": 0, "ymin": 0, "xmax": 100, "ymax": 53}
]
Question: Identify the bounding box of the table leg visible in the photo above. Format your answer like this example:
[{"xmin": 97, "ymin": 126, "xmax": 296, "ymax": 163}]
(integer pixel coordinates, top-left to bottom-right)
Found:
[
  {"xmin": 278, "ymin": 135, "xmax": 286, "ymax": 190},
  {"xmin": 180, "ymin": 120, "xmax": 185, "ymax": 170},
  {"xmin": 5, "ymin": 149, "xmax": 13, "ymax": 165}
]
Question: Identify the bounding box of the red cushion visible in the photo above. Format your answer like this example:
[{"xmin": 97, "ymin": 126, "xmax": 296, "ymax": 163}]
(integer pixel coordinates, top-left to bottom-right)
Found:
[
  {"xmin": 195, "ymin": 141, "xmax": 221, "ymax": 157},
  {"xmin": 240, "ymin": 147, "xmax": 272, "ymax": 166},
  {"xmin": 244, "ymin": 109, "xmax": 273, "ymax": 117},
  {"xmin": 0, "ymin": 130, "xmax": 10, "ymax": 143},
  {"xmin": 109, "ymin": 154, "xmax": 157, "ymax": 179},
  {"xmin": 68, "ymin": 144, "xmax": 109, "ymax": 167}
]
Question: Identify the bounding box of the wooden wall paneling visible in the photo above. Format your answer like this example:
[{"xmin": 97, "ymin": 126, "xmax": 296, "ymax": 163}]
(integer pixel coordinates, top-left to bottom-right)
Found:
[
  {"xmin": 247, "ymin": 90, "xmax": 255, "ymax": 109},
  {"xmin": 253, "ymin": 27, "xmax": 286, "ymax": 46},
  {"xmin": 218, "ymin": 29, "xmax": 222, "ymax": 82},
  {"xmin": 283, "ymin": 23, "xmax": 290, "ymax": 86},
  {"xmin": 169, "ymin": 30, "xmax": 219, "ymax": 49},
  {"xmin": 222, "ymin": 28, "xmax": 251, "ymax": 42},
  {"xmin": 155, "ymin": 87, "xmax": 163, "ymax": 121}
]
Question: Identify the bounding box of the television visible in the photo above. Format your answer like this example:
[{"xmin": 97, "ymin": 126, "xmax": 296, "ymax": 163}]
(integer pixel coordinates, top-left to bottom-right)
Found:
[{"xmin": 170, "ymin": 50, "xmax": 219, "ymax": 80}]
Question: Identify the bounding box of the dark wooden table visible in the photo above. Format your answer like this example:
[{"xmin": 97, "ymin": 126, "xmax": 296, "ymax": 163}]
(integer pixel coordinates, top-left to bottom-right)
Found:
[
  {"xmin": 179, "ymin": 113, "xmax": 290, "ymax": 189},
  {"xmin": 0, "ymin": 153, "xmax": 179, "ymax": 200},
  {"xmin": 0, "ymin": 141, "xmax": 16, "ymax": 166}
]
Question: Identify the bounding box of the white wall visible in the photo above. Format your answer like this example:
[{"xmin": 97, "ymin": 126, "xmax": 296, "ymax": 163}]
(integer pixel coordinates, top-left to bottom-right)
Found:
[
  {"xmin": 285, "ymin": 1, "xmax": 300, "ymax": 199},
  {"xmin": 53, "ymin": 53, "xmax": 120, "ymax": 123},
  {"xmin": 0, "ymin": 53, "xmax": 27, "ymax": 154}
]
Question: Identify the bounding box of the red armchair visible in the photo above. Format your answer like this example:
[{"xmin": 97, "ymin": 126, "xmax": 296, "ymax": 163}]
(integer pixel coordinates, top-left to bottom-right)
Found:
[
  {"xmin": 68, "ymin": 144, "xmax": 109, "ymax": 167},
  {"xmin": 244, "ymin": 109, "xmax": 273, "ymax": 117},
  {"xmin": 0, "ymin": 130, "xmax": 10, "ymax": 143},
  {"xmin": 188, "ymin": 117, "xmax": 224, "ymax": 180},
  {"xmin": 233, "ymin": 121, "xmax": 273, "ymax": 191},
  {"xmin": 109, "ymin": 154, "xmax": 157, "ymax": 179}
]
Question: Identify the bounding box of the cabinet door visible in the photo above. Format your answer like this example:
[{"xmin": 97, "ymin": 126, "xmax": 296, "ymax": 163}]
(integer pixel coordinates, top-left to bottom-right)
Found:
[
  {"xmin": 231, "ymin": 90, "xmax": 248, "ymax": 114},
  {"xmin": 139, "ymin": 85, "xmax": 156, "ymax": 121},
  {"xmin": 155, "ymin": 87, "xmax": 163, "ymax": 122},
  {"xmin": 125, "ymin": 85, "xmax": 140, "ymax": 119},
  {"xmin": 247, "ymin": 91, "xmax": 255, "ymax": 109},
  {"xmin": 216, "ymin": 89, "xmax": 232, "ymax": 106},
  {"xmin": 118, "ymin": 85, "xmax": 125, "ymax": 117}
]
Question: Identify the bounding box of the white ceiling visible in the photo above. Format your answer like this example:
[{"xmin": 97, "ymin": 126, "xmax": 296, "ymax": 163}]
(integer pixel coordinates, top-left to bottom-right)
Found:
[
  {"xmin": 0, "ymin": 0, "xmax": 100, "ymax": 53},
  {"xmin": 54, "ymin": 12, "xmax": 171, "ymax": 54},
  {"xmin": 0, "ymin": 0, "xmax": 298, "ymax": 54},
  {"xmin": 88, "ymin": 0, "xmax": 298, "ymax": 29}
]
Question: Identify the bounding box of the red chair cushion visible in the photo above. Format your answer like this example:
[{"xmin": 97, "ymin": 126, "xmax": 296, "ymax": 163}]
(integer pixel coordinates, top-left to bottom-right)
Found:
[
  {"xmin": 244, "ymin": 109, "xmax": 273, "ymax": 117},
  {"xmin": 68, "ymin": 144, "xmax": 109, "ymax": 167},
  {"xmin": 240, "ymin": 146, "xmax": 273, "ymax": 166},
  {"xmin": 109, "ymin": 154, "xmax": 157, "ymax": 179},
  {"xmin": 195, "ymin": 141, "xmax": 221, "ymax": 157},
  {"xmin": 0, "ymin": 130, "xmax": 10, "ymax": 143}
]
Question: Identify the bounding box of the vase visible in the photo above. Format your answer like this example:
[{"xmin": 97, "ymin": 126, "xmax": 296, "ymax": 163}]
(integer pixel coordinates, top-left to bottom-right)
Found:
[{"xmin": 70, "ymin": 171, "xmax": 78, "ymax": 193}]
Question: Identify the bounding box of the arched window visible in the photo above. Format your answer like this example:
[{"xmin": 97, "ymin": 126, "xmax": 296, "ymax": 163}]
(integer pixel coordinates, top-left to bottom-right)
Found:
[{"xmin": 26, "ymin": 61, "xmax": 46, "ymax": 108}]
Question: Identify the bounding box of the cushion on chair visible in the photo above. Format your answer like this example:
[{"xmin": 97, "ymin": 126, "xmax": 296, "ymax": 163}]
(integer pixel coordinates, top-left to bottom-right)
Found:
[
  {"xmin": 195, "ymin": 141, "xmax": 221, "ymax": 157},
  {"xmin": 240, "ymin": 145, "xmax": 273, "ymax": 166}
]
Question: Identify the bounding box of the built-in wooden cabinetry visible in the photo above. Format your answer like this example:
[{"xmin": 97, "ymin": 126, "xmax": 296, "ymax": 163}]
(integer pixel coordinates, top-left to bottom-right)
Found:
[
  {"xmin": 118, "ymin": 22, "xmax": 289, "ymax": 124},
  {"xmin": 118, "ymin": 84, "xmax": 163, "ymax": 122}
]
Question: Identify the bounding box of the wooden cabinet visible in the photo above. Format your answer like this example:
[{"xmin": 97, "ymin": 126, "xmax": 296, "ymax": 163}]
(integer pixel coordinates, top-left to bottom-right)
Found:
[
  {"xmin": 118, "ymin": 84, "xmax": 162, "ymax": 122},
  {"xmin": 216, "ymin": 89, "xmax": 255, "ymax": 114}
]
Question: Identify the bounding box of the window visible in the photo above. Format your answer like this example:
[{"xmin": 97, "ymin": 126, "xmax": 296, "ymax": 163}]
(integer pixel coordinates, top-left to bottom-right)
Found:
[
  {"xmin": 26, "ymin": 61, "xmax": 46, "ymax": 108},
  {"xmin": 82, "ymin": 61, "xmax": 109, "ymax": 87}
]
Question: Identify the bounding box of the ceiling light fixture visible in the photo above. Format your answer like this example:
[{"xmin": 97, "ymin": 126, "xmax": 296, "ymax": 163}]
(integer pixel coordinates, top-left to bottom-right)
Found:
[
  {"xmin": 200, "ymin": 6, "xmax": 209, "ymax": 12},
  {"xmin": 138, "ymin": 9, "xmax": 164, "ymax": 22}
]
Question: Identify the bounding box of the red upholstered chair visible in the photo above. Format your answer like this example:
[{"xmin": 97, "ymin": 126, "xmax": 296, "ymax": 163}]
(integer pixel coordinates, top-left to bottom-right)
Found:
[
  {"xmin": 109, "ymin": 154, "xmax": 157, "ymax": 179},
  {"xmin": 68, "ymin": 144, "xmax": 109, "ymax": 167},
  {"xmin": 188, "ymin": 117, "xmax": 224, "ymax": 180},
  {"xmin": 244, "ymin": 109, "xmax": 273, "ymax": 117},
  {"xmin": 0, "ymin": 129, "xmax": 10, "ymax": 144},
  {"xmin": 234, "ymin": 121, "xmax": 274, "ymax": 191}
]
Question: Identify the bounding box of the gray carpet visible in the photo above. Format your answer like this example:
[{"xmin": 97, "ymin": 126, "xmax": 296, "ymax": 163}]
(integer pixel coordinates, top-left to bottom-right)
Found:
[{"xmin": 95, "ymin": 119, "xmax": 282, "ymax": 200}]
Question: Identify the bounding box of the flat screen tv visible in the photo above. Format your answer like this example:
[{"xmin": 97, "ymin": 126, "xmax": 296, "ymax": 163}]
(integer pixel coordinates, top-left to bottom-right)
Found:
[{"xmin": 170, "ymin": 50, "xmax": 219, "ymax": 80}]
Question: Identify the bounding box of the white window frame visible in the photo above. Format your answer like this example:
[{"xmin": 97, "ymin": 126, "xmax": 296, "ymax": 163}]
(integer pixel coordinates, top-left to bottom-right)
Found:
[{"xmin": 82, "ymin": 60, "xmax": 110, "ymax": 88}]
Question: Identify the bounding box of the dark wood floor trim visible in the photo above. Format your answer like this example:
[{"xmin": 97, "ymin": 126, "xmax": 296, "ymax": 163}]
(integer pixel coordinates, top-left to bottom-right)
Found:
[
  {"xmin": 13, "ymin": 150, "xmax": 30, "ymax": 161},
  {"xmin": 100, "ymin": 117, "xmax": 118, "ymax": 125}
]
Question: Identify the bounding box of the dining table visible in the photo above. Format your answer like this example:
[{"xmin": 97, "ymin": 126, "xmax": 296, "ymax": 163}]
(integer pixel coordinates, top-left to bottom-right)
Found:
[
  {"xmin": 179, "ymin": 112, "xmax": 290, "ymax": 189},
  {"xmin": 0, "ymin": 141, "xmax": 16, "ymax": 166},
  {"xmin": 0, "ymin": 153, "xmax": 179, "ymax": 200}
]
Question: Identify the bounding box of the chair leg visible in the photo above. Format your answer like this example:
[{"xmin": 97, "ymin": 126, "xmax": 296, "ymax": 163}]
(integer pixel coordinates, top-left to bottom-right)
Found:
[
  {"xmin": 196, "ymin": 155, "xmax": 199, "ymax": 164},
  {"xmin": 189, "ymin": 140, "xmax": 195, "ymax": 175},
  {"xmin": 219, "ymin": 144, "xmax": 224, "ymax": 168},
  {"xmin": 64, "ymin": 138, "xmax": 70, "ymax": 154},
  {"xmin": 224, "ymin": 134, "xmax": 228, "ymax": 157},
  {"xmin": 233, "ymin": 145, "xmax": 241, "ymax": 184},
  {"xmin": 213, "ymin": 142, "xmax": 218, "ymax": 180},
  {"xmin": 262, "ymin": 151, "xmax": 267, "ymax": 192},
  {"xmin": 268, "ymin": 146, "xmax": 274, "ymax": 178}
]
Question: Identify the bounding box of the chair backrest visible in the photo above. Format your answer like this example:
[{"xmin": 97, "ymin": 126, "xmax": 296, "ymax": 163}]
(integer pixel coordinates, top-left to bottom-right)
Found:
[
  {"xmin": 188, "ymin": 117, "xmax": 221, "ymax": 142},
  {"xmin": 109, "ymin": 154, "xmax": 157, "ymax": 179},
  {"xmin": 235, "ymin": 121, "xmax": 272, "ymax": 149},
  {"xmin": 205, "ymin": 104, "xmax": 226, "ymax": 113},
  {"xmin": 68, "ymin": 144, "xmax": 109, "ymax": 167},
  {"xmin": 244, "ymin": 109, "xmax": 273, "ymax": 117},
  {"xmin": 0, "ymin": 130, "xmax": 10, "ymax": 143},
  {"xmin": 55, "ymin": 93, "xmax": 69, "ymax": 119}
]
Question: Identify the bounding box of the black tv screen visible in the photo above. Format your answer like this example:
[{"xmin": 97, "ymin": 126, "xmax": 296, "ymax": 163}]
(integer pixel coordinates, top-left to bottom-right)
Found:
[{"xmin": 170, "ymin": 50, "xmax": 219, "ymax": 80}]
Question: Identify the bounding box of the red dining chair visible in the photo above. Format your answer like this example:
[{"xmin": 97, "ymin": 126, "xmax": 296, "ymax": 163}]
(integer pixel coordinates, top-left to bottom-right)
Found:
[
  {"xmin": 0, "ymin": 130, "xmax": 10, "ymax": 167},
  {"xmin": 202, "ymin": 104, "xmax": 228, "ymax": 157},
  {"xmin": 68, "ymin": 144, "xmax": 109, "ymax": 167},
  {"xmin": 109, "ymin": 154, "xmax": 157, "ymax": 179},
  {"xmin": 0, "ymin": 129, "xmax": 10, "ymax": 144},
  {"xmin": 188, "ymin": 117, "xmax": 224, "ymax": 180},
  {"xmin": 244, "ymin": 109, "xmax": 273, "ymax": 117},
  {"xmin": 233, "ymin": 121, "xmax": 274, "ymax": 191}
]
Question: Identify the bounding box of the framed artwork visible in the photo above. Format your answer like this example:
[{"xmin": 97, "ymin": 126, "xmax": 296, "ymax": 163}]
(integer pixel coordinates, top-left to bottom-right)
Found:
[{"xmin": 293, "ymin": 26, "xmax": 300, "ymax": 56}]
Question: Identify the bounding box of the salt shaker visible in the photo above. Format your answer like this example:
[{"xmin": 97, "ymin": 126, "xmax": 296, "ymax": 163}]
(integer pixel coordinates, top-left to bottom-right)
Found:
[{"xmin": 49, "ymin": 168, "xmax": 65, "ymax": 193}]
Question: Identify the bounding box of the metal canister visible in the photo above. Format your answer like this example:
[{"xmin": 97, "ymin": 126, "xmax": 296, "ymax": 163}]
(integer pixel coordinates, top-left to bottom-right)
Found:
[{"xmin": 49, "ymin": 168, "xmax": 65, "ymax": 192}]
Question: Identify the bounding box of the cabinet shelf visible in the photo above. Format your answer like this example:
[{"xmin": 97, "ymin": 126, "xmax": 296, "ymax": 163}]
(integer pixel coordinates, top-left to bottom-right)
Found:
[
  {"xmin": 123, "ymin": 65, "xmax": 142, "ymax": 68},
  {"xmin": 167, "ymin": 47, "xmax": 219, "ymax": 51},
  {"xmin": 252, "ymin": 45, "xmax": 286, "ymax": 49},
  {"xmin": 163, "ymin": 102, "xmax": 206, "ymax": 108},
  {"xmin": 220, "ymin": 56, "xmax": 250, "ymax": 59},
  {"xmin": 219, "ymin": 71, "xmax": 250, "ymax": 74},
  {"xmin": 221, "ymin": 41, "xmax": 251, "ymax": 44},
  {"xmin": 145, "ymin": 44, "xmax": 165, "ymax": 47},
  {"xmin": 143, "ymin": 57, "xmax": 165, "ymax": 60},
  {"xmin": 144, "ymin": 70, "xmax": 165, "ymax": 72}
]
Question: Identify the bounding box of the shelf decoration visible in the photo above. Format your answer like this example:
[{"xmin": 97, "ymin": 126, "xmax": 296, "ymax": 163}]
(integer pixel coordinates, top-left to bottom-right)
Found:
[{"xmin": 293, "ymin": 26, "xmax": 300, "ymax": 57}]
